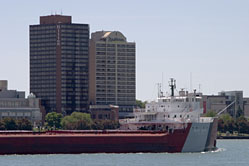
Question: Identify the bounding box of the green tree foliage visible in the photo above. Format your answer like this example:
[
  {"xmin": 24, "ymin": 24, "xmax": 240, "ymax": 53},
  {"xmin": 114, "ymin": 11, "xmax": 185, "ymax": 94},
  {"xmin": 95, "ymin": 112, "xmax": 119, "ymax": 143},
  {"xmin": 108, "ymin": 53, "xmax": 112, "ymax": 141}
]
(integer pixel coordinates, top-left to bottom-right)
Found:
[
  {"xmin": 3, "ymin": 118, "xmax": 17, "ymax": 130},
  {"xmin": 236, "ymin": 106, "xmax": 243, "ymax": 118},
  {"xmin": 220, "ymin": 114, "xmax": 233, "ymax": 123},
  {"xmin": 218, "ymin": 114, "xmax": 249, "ymax": 134},
  {"xmin": 236, "ymin": 116, "xmax": 249, "ymax": 134},
  {"xmin": 91, "ymin": 120, "xmax": 104, "ymax": 130},
  {"xmin": 0, "ymin": 120, "xmax": 5, "ymax": 130},
  {"xmin": 61, "ymin": 112, "xmax": 92, "ymax": 130},
  {"xmin": 45, "ymin": 112, "xmax": 63, "ymax": 129},
  {"xmin": 16, "ymin": 119, "xmax": 32, "ymax": 130},
  {"xmin": 92, "ymin": 120, "xmax": 120, "ymax": 130},
  {"xmin": 61, "ymin": 112, "xmax": 120, "ymax": 130},
  {"xmin": 102, "ymin": 120, "xmax": 120, "ymax": 129},
  {"xmin": 0, "ymin": 118, "xmax": 33, "ymax": 130},
  {"xmin": 203, "ymin": 110, "xmax": 217, "ymax": 117},
  {"xmin": 218, "ymin": 114, "xmax": 235, "ymax": 133},
  {"xmin": 136, "ymin": 99, "xmax": 147, "ymax": 108}
]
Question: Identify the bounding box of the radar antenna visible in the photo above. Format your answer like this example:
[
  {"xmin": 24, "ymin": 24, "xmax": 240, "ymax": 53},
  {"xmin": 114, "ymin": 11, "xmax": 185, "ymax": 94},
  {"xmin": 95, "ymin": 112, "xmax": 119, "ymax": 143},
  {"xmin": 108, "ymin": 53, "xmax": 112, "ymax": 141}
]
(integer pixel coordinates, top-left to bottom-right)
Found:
[{"xmin": 169, "ymin": 78, "xmax": 176, "ymax": 97}]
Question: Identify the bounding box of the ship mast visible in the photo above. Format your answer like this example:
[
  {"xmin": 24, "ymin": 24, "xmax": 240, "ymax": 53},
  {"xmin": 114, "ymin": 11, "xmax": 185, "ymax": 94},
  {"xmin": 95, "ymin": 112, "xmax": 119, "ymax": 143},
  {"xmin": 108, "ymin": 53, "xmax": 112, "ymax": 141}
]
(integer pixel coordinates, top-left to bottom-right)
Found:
[
  {"xmin": 169, "ymin": 78, "xmax": 176, "ymax": 97},
  {"xmin": 157, "ymin": 83, "xmax": 164, "ymax": 98}
]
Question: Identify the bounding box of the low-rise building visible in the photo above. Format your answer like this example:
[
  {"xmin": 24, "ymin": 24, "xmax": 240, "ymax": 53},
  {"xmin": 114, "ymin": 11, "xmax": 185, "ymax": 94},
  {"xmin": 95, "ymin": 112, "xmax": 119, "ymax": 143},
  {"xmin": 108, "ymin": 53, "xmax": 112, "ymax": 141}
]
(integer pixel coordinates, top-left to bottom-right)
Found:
[
  {"xmin": 202, "ymin": 95, "xmax": 227, "ymax": 114},
  {"xmin": 89, "ymin": 105, "xmax": 119, "ymax": 121},
  {"xmin": 219, "ymin": 91, "xmax": 244, "ymax": 117},
  {"xmin": 202, "ymin": 90, "xmax": 246, "ymax": 117},
  {"xmin": 0, "ymin": 80, "xmax": 45, "ymax": 125},
  {"xmin": 243, "ymin": 98, "xmax": 249, "ymax": 118}
]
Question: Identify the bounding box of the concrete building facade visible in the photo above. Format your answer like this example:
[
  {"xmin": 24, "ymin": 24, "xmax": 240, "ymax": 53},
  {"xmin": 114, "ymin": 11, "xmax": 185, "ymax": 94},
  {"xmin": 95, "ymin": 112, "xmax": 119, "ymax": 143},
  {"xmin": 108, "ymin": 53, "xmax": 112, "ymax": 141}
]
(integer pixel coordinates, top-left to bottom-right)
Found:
[
  {"xmin": 89, "ymin": 31, "xmax": 136, "ymax": 118},
  {"xmin": 218, "ymin": 91, "xmax": 243, "ymax": 117},
  {"xmin": 30, "ymin": 15, "xmax": 89, "ymax": 115},
  {"xmin": 243, "ymin": 98, "xmax": 249, "ymax": 118},
  {"xmin": 202, "ymin": 95, "xmax": 227, "ymax": 114},
  {"xmin": 90, "ymin": 105, "xmax": 119, "ymax": 121},
  {"xmin": 0, "ymin": 81, "xmax": 44, "ymax": 125},
  {"xmin": 202, "ymin": 91, "xmax": 246, "ymax": 118}
]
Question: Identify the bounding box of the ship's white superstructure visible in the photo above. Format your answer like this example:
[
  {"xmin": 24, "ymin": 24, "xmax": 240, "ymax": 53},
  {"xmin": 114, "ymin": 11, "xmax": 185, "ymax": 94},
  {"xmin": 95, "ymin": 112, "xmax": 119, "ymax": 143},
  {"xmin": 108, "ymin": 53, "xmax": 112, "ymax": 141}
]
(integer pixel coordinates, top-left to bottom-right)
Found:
[
  {"xmin": 135, "ymin": 93, "xmax": 203, "ymax": 124},
  {"xmin": 120, "ymin": 78, "xmax": 214, "ymax": 129}
]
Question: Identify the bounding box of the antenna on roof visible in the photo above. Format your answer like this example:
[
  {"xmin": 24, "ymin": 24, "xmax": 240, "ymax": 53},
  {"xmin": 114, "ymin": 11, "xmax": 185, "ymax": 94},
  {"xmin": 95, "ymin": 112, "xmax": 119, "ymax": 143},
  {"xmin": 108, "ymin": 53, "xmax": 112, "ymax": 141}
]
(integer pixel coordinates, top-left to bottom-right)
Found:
[
  {"xmin": 190, "ymin": 72, "xmax": 192, "ymax": 92},
  {"xmin": 162, "ymin": 72, "xmax": 164, "ymax": 94},
  {"xmin": 61, "ymin": 9, "xmax": 63, "ymax": 15}
]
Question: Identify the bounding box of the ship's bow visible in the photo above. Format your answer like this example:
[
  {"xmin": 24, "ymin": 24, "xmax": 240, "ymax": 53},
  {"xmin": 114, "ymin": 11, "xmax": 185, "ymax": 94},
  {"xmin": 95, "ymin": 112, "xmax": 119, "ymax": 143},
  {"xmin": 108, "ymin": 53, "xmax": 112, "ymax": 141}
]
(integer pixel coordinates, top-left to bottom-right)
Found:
[
  {"xmin": 204, "ymin": 117, "xmax": 218, "ymax": 151},
  {"xmin": 181, "ymin": 117, "xmax": 218, "ymax": 152}
]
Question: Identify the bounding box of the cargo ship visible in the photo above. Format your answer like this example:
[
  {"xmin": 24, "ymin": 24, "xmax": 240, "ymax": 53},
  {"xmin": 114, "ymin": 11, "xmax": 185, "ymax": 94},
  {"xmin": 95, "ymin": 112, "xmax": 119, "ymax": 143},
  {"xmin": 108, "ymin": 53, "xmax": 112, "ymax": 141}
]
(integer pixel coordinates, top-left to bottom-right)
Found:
[
  {"xmin": 0, "ymin": 79, "xmax": 217, "ymax": 154},
  {"xmin": 119, "ymin": 78, "xmax": 218, "ymax": 152}
]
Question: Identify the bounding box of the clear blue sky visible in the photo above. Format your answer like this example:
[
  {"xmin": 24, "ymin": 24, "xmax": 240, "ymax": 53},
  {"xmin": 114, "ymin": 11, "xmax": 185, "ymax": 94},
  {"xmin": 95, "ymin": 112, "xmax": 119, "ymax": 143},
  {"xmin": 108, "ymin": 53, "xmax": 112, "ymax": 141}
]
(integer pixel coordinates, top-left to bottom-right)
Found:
[{"xmin": 0, "ymin": 0, "xmax": 249, "ymax": 101}]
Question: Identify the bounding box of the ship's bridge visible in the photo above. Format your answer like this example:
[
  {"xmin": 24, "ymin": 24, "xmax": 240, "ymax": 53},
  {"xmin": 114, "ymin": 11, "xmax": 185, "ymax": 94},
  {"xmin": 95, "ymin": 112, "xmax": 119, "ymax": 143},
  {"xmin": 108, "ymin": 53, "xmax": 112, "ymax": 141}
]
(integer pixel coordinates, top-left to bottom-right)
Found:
[
  {"xmin": 146, "ymin": 95, "xmax": 203, "ymax": 114},
  {"xmin": 132, "ymin": 79, "xmax": 204, "ymax": 124}
]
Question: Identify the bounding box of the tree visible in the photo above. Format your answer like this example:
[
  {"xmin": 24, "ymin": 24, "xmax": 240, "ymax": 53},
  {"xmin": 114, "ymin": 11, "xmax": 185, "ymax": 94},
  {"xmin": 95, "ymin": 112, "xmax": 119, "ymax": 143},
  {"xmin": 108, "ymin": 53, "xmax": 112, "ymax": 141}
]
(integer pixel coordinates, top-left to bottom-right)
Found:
[
  {"xmin": 218, "ymin": 114, "xmax": 234, "ymax": 133},
  {"xmin": 0, "ymin": 120, "xmax": 5, "ymax": 130},
  {"xmin": 61, "ymin": 112, "xmax": 120, "ymax": 130},
  {"xmin": 61, "ymin": 112, "xmax": 93, "ymax": 130},
  {"xmin": 102, "ymin": 120, "xmax": 120, "ymax": 129},
  {"xmin": 45, "ymin": 112, "xmax": 63, "ymax": 129},
  {"xmin": 75, "ymin": 119, "xmax": 92, "ymax": 130},
  {"xmin": 3, "ymin": 118, "xmax": 17, "ymax": 130},
  {"xmin": 91, "ymin": 120, "xmax": 104, "ymax": 130},
  {"xmin": 236, "ymin": 116, "xmax": 249, "ymax": 134},
  {"xmin": 16, "ymin": 119, "xmax": 32, "ymax": 130},
  {"xmin": 219, "ymin": 114, "xmax": 233, "ymax": 123},
  {"xmin": 91, "ymin": 120, "xmax": 120, "ymax": 130},
  {"xmin": 218, "ymin": 119, "xmax": 225, "ymax": 133},
  {"xmin": 136, "ymin": 99, "xmax": 147, "ymax": 108},
  {"xmin": 203, "ymin": 110, "xmax": 217, "ymax": 117},
  {"xmin": 236, "ymin": 106, "xmax": 243, "ymax": 118}
]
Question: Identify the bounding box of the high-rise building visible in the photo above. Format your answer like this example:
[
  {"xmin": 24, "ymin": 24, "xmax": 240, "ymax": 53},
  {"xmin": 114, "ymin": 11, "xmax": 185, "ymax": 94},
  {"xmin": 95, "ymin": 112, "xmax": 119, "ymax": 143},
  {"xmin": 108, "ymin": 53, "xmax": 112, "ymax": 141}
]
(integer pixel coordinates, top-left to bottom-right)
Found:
[
  {"xmin": 89, "ymin": 31, "xmax": 136, "ymax": 118},
  {"xmin": 30, "ymin": 15, "xmax": 89, "ymax": 115}
]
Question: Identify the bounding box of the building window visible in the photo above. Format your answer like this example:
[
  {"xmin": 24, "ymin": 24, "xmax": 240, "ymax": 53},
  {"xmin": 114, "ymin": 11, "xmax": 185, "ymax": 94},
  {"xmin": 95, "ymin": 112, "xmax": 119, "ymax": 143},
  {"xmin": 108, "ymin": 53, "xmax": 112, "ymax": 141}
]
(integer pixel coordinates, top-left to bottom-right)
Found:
[{"xmin": 98, "ymin": 114, "xmax": 102, "ymax": 119}]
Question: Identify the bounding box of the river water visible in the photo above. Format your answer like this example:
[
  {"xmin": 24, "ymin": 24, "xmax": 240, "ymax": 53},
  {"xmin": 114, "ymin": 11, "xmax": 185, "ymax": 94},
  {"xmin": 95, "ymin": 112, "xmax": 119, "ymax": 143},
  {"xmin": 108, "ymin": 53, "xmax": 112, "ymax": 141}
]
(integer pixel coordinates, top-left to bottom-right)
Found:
[{"xmin": 0, "ymin": 140, "xmax": 248, "ymax": 166}]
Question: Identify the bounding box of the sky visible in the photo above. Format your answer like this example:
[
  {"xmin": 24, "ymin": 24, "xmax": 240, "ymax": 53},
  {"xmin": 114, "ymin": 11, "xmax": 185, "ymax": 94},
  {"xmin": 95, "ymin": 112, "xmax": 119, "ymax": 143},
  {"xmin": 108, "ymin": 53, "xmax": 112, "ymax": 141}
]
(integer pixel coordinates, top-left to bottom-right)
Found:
[{"xmin": 0, "ymin": 0, "xmax": 249, "ymax": 101}]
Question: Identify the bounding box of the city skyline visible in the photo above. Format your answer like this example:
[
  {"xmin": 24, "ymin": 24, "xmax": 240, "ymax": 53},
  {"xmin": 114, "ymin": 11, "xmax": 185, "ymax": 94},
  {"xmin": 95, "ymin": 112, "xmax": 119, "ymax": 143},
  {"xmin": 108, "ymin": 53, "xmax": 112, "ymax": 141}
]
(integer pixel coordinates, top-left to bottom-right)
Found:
[{"xmin": 0, "ymin": 0, "xmax": 249, "ymax": 101}]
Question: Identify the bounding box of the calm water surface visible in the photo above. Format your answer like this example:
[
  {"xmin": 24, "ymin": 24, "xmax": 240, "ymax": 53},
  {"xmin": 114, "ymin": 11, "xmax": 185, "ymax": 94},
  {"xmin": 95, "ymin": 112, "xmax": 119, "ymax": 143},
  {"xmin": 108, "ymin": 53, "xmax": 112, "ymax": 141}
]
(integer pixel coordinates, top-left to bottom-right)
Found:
[{"xmin": 0, "ymin": 140, "xmax": 249, "ymax": 166}]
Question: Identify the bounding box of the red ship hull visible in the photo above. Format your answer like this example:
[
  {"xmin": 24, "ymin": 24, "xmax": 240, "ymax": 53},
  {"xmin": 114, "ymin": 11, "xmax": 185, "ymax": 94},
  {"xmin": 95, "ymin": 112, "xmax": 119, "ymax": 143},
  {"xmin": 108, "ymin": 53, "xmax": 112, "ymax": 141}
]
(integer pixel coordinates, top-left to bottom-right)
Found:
[{"xmin": 0, "ymin": 120, "xmax": 218, "ymax": 154}]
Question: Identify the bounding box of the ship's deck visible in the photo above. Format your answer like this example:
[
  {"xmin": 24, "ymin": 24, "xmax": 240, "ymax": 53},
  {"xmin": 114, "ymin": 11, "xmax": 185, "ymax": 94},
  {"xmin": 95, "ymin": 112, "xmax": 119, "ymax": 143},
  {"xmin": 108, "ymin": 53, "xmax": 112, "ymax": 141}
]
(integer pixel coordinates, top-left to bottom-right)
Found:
[{"xmin": 0, "ymin": 131, "xmax": 168, "ymax": 137}]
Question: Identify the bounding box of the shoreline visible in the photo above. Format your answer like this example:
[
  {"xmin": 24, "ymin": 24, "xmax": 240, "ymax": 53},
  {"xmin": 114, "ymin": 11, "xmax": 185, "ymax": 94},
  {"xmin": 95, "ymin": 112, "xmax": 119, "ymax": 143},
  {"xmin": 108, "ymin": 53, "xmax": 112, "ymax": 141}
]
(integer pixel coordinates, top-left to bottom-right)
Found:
[{"xmin": 217, "ymin": 136, "xmax": 249, "ymax": 139}]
